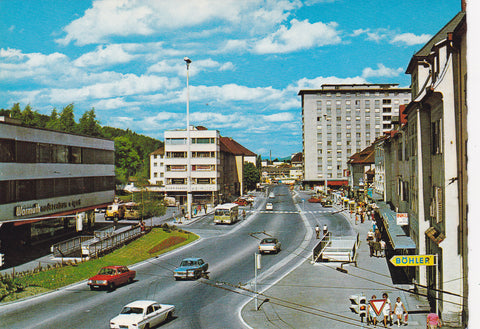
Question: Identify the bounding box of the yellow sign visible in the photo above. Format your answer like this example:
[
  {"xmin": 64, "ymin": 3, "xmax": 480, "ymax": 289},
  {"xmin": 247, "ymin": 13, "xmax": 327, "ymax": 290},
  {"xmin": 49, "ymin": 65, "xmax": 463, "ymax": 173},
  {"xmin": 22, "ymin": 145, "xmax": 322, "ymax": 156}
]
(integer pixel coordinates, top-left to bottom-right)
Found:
[{"xmin": 389, "ymin": 255, "xmax": 436, "ymax": 267}]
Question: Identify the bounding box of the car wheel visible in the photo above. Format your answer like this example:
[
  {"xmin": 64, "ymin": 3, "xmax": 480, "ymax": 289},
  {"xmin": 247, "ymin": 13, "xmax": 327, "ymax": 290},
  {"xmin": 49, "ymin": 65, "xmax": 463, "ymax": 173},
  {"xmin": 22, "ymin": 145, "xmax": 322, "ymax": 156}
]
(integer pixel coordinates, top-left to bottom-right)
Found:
[
  {"xmin": 127, "ymin": 277, "xmax": 133, "ymax": 284},
  {"xmin": 144, "ymin": 324, "xmax": 150, "ymax": 329},
  {"xmin": 175, "ymin": 277, "xmax": 180, "ymax": 281},
  {"xmin": 108, "ymin": 282, "xmax": 115, "ymax": 291},
  {"xmin": 89, "ymin": 286, "xmax": 95, "ymax": 291},
  {"xmin": 167, "ymin": 311, "xmax": 173, "ymax": 320}
]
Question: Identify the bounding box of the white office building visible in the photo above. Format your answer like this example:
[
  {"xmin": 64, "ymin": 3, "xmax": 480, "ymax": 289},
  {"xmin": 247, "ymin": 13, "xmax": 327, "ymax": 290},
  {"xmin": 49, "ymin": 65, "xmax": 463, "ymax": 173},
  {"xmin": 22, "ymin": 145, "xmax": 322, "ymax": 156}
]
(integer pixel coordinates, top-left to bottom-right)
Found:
[
  {"xmin": 164, "ymin": 126, "xmax": 220, "ymax": 206},
  {"xmin": 299, "ymin": 84, "xmax": 411, "ymax": 188}
]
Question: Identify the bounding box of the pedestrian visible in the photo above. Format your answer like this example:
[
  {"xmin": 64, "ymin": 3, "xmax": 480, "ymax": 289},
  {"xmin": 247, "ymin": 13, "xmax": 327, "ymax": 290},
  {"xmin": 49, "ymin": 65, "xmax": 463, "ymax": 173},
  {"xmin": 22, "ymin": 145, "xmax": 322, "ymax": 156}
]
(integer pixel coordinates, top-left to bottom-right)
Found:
[
  {"xmin": 427, "ymin": 312, "xmax": 442, "ymax": 328},
  {"xmin": 242, "ymin": 209, "xmax": 246, "ymax": 220},
  {"xmin": 393, "ymin": 297, "xmax": 408, "ymax": 326},
  {"xmin": 367, "ymin": 295, "xmax": 379, "ymax": 326},
  {"xmin": 382, "ymin": 293, "xmax": 392, "ymax": 327},
  {"xmin": 368, "ymin": 239, "xmax": 375, "ymax": 257},
  {"xmin": 372, "ymin": 219, "xmax": 377, "ymax": 232},
  {"xmin": 323, "ymin": 224, "xmax": 328, "ymax": 236},
  {"xmin": 315, "ymin": 225, "xmax": 320, "ymax": 239},
  {"xmin": 380, "ymin": 240, "xmax": 386, "ymax": 257}
]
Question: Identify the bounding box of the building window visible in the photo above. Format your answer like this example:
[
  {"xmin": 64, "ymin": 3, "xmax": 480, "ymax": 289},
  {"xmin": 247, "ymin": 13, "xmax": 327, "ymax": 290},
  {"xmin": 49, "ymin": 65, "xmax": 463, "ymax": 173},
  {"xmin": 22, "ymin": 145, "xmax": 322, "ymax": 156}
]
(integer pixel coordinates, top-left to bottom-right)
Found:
[
  {"xmin": 165, "ymin": 138, "xmax": 186, "ymax": 145},
  {"xmin": 432, "ymin": 118, "xmax": 443, "ymax": 155},
  {"xmin": 383, "ymin": 99, "xmax": 392, "ymax": 104}
]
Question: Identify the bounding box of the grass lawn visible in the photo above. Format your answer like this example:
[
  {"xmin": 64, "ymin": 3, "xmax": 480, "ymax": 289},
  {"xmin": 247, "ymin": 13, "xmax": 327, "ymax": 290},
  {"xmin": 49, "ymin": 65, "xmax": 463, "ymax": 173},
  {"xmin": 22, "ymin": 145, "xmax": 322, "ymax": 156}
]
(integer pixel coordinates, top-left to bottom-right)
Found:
[{"xmin": 14, "ymin": 227, "xmax": 197, "ymax": 292}]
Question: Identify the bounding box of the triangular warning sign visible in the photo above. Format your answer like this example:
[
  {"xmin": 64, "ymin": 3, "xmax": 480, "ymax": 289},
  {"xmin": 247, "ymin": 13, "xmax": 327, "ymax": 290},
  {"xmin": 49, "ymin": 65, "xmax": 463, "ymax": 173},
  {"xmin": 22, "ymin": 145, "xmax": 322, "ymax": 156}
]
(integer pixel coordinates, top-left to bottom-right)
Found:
[{"xmin": 369, "ymin": 299, "xmax": 386, "ymax": 316}]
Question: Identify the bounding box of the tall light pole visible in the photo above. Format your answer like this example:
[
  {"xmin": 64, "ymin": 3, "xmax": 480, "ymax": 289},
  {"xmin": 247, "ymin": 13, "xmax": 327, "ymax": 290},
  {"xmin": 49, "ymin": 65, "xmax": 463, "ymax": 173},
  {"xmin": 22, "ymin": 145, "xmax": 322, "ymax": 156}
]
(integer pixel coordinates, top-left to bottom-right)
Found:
[{"xmin": 184, "ymin": 57, "xmax": 192, "ymax": 220}]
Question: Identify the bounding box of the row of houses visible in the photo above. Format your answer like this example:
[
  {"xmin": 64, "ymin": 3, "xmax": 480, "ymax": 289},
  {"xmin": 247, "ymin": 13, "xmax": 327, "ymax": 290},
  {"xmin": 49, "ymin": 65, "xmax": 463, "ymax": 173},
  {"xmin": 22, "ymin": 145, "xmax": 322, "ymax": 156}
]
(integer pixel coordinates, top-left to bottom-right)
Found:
[{"xmin": 343, "ymin": 12, "xmax": 466, "ymax": 327}]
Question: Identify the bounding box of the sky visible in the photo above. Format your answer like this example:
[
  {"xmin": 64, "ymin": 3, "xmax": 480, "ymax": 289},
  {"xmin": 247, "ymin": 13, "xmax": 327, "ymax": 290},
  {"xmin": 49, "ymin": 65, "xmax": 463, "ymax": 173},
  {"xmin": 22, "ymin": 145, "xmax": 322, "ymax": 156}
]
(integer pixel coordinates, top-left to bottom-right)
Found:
[{"xmin": 0, "ymin": 0, "xmax": 462, "ymax": 158}]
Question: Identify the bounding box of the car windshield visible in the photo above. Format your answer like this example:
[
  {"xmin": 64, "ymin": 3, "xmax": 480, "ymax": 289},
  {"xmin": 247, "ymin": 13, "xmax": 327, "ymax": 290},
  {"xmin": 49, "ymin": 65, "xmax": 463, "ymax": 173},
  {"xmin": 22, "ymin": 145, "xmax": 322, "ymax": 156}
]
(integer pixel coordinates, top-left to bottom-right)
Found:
[
  {"xmin": 262, "ymin": 238, "xmax": 276, "ymax": 244},
  {"xmin": 180, "ymin": 260, "xmax": 197, "ymax": 267},
  {"xmin": 98, "ymin": 268, "xmax": 115, "ymax": 275},
  {"xmin": 121, "ymin": 307, "xmax": 144, "ymax": 315}
]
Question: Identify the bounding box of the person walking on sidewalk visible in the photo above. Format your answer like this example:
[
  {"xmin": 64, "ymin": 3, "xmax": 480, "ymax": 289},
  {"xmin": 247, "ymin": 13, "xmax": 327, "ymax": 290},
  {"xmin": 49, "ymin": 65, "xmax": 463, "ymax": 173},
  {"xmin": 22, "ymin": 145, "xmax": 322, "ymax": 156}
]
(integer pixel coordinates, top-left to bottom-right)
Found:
[
  {"xmin": 323, "ymin": 224, "xmax": 328, "ymax": 236},
  {"xmin": 367, "ymin": 295, "xmax": 379, "ymax": 326},
  {"xmin": 393, "ymin": 297, "xmax": 408, "ymax": 326},
  {"xmin": 315, "ymin": 225, "xmax": 320, "ymax": 239},
  {"xmin": 427, "ymin": 312, "xmax": 442, "ymax": 328},
  {"xmin": 382, "ymin": 293, "xmax": 392, "ymax": 327}
]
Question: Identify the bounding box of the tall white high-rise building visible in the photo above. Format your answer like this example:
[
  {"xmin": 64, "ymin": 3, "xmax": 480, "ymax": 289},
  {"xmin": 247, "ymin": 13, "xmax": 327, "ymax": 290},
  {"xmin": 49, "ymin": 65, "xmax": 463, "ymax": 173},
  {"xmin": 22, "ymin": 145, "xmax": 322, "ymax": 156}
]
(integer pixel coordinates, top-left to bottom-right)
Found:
[{"xmin": 299, "ymin": 84, "xmax": 411, "ymax": 188}]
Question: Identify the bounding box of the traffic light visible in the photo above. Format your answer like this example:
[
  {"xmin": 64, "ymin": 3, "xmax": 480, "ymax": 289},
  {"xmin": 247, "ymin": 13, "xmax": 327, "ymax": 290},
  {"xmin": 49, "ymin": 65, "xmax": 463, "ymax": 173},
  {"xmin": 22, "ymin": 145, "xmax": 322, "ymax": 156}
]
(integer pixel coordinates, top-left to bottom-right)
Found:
[
  {"xmin": 0, "ymin": 253, "xmax": 4, "ymax": 267},
  {"xmin": 349, "ymin": 295, "xmax": 360, "ymax": 314},
  {"xmin": 359, "ymin": 295, "xmax": 367, "ymax": 317},
  {"xmin": 349, "ymin": 295, "xmax": 367, "ymax": 320}
]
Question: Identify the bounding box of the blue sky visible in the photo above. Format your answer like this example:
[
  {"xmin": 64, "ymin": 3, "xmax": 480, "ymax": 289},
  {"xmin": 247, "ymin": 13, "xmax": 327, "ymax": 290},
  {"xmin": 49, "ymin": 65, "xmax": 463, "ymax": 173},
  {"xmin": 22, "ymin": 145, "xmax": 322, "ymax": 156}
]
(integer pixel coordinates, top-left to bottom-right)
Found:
[{"xmin": 0, "ymin": 0, "xmax": 461, "ymax": 158}]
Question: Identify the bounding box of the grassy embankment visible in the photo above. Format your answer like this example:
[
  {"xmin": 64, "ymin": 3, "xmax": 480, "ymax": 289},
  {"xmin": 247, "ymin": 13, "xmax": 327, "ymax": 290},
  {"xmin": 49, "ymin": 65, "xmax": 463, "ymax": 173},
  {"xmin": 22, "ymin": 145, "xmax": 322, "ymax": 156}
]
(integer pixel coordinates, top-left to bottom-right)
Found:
[{"xmin": 2, "ymin": 227, "xmax": 197, "ymax": 302}]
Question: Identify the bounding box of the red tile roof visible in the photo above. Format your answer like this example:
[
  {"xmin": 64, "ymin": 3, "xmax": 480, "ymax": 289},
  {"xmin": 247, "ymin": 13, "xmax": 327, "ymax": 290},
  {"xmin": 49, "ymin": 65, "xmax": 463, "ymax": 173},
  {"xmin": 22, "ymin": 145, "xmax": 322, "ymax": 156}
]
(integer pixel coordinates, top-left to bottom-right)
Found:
[
  {"xmin": 348, "ymin": 144, "xmax": 375, "ymax": 164},
  {"xmin": 220, "ymin": 137, "xmax": 256, "ymax": 156}
]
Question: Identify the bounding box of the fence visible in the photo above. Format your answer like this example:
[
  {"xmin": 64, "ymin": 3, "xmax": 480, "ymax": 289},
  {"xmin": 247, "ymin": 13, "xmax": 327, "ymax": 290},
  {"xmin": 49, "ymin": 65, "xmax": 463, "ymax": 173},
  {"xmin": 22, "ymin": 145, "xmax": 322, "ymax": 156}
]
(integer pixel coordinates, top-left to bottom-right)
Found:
[
  {"xmin": 82, "ymin": 226, "xmax": 143, "ymax": 257},
  {"xmin": 51, "ymin": 236, "xmax": 92, "ymax": 258}
]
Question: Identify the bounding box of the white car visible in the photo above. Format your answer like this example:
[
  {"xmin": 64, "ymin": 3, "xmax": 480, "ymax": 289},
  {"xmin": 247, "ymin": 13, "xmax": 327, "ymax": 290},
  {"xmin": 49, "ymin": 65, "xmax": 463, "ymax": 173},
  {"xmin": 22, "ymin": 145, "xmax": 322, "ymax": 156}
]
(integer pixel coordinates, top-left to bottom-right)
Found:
[
  {"xmin": 110, "ymin": 300, "xmax": 175, "ymax": 329},
  {"xmin": 259, "ymin": 238, "xmax": 281, "ymax": 254},
  {"xmin": 265, "ymin": 202, "xmax": 273, "ymax": 210}
]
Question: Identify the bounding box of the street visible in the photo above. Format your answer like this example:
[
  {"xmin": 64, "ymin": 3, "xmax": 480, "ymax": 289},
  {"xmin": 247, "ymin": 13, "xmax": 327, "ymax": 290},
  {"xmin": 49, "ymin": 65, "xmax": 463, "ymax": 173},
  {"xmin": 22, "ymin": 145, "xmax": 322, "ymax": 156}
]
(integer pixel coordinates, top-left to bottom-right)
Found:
[{"xmin": 0, "ymin": 185, "xmax": 354, "ymax": 329}]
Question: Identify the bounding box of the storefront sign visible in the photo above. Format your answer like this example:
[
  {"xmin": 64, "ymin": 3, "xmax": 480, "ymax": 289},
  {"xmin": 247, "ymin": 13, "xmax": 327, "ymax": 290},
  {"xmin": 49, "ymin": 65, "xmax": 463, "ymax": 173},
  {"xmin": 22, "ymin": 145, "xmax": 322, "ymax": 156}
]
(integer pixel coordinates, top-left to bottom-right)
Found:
[
  {"xmin": 396, "ymin": 213, "xmax": 409, "ymax": 226},
  {"xmin": 389, "ymin": 255, "xmax": 436, "ymax": 266},
  {"xmin": 14, "ymin": 199, "xmax": 82, "ymax": 217}
]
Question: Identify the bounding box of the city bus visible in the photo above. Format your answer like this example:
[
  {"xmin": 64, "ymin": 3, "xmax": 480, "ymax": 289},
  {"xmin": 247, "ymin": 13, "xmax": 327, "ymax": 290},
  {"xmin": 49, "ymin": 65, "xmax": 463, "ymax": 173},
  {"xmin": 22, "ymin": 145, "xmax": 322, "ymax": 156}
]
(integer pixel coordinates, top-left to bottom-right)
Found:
[{"xmin": 213, "ymin": 203, "xmax": 239, "ymax": 224}]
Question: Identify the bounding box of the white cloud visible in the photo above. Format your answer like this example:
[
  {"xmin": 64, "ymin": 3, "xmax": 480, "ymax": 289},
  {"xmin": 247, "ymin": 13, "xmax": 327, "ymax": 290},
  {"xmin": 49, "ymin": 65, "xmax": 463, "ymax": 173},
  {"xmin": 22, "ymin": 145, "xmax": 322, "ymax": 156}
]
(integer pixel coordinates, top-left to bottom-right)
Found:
[
  {"xmin": 362, "ymin": 63, "xmax": 403, "ymax": 78},
  {"xmin": 391, "ymin": 33, "xmax": 432, "ymax": 46},
  {"xmin": 291, "ymin": 75, "xmax": 367, "ymax": 91},
  {"xmin": 253, "ymin": 19, "xmax": 341, "ymax": 54},
  {"xmin": 56, "ymin": 0, "xmax": 300, "ymax": 46},
  {"xmin": 48, "ymin": 74, "xmax": 178, "ymax": 103},
  {"xmin": 74, "ymin": 44, "xmax": 137, "ymax": 67},
  {"xmin": 263, "ymin": 112, "xmax": 295, "ymax": 122}
]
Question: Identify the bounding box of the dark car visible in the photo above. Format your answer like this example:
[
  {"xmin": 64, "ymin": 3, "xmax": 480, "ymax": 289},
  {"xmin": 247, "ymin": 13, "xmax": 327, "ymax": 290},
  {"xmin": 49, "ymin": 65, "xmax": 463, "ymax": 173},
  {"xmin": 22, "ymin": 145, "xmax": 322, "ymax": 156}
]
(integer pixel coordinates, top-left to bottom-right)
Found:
[
  {"xmin": 173, "ymin": 258, "xmax": 208, "ymax": 280},
  {"xmin": 88, "ymin": 265, "xmax": 136, "ymax": 291}
]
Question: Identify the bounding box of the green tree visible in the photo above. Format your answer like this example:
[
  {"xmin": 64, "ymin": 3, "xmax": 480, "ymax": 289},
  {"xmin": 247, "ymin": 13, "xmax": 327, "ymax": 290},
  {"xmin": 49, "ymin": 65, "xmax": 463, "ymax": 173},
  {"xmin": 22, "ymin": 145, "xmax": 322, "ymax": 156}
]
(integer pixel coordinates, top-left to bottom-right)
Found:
[
  {"xmin": 10, "ymin": 103, "xmax": 21, "ymax": 120},
  {"xmin": 244, "ymin": 162, "xmax": 260, "ymax": 191},
  {"xmin": 58, "ymin": 104, "xmax": 77, "ymax": 133},
  {"xmin": 78, "ymin": 108, "xmax": 101, "ymax": 137},
  {"xmin": 114, "ymin": 136, "xmax": 142, "ymax": 180}
]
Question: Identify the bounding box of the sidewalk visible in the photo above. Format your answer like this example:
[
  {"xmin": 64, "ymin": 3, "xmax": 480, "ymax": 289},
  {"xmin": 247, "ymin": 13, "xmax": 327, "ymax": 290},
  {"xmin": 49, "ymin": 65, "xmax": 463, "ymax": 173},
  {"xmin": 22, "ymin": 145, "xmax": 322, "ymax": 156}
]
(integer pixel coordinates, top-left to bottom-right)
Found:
[{"xmin": 241, "ymin": 203, "xmax": 434, "ymax": 329}]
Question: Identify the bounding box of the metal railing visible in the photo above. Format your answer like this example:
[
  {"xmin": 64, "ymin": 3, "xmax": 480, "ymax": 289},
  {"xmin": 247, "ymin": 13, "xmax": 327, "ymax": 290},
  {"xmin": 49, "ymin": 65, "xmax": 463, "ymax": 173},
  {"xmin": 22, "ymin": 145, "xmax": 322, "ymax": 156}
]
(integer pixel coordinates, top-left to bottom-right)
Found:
[
  {"xmin": 51, "ymin": 236, "xmax": 93, "ymax": 257},
  {"xmin": 82, "ymin": 226, "xmax": 143, "ymax": 257}
]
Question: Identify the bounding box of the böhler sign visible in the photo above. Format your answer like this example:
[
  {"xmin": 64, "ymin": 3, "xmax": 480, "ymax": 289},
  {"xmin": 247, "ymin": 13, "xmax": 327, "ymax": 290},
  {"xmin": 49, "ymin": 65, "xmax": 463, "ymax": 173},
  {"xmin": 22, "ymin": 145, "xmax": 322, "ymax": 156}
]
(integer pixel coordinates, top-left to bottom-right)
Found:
[{"xmin": 389, "ymin": 255, "xmax": 436, "ymax": 267}]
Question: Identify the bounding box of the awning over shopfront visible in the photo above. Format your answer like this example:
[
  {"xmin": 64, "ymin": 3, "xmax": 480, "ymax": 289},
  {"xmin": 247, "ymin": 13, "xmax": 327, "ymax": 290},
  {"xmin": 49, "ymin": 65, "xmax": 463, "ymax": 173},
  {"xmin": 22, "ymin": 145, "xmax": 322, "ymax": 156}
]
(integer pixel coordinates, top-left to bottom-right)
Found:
[{"xmin": 376, "ymin": 202, "xmax": 416, "ymax": 250}]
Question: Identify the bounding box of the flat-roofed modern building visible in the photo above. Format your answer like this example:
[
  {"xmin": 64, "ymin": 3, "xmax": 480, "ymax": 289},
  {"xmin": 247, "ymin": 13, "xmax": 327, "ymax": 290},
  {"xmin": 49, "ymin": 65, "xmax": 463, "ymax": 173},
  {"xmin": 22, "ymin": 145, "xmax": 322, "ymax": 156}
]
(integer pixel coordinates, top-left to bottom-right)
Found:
[
  {"xmin": 299, "ymin": 84, "xmax": 411, "ymax": 189},
  {"xmin": 0, "ymin": 117, "xmax": 115, "ymax": 266}
]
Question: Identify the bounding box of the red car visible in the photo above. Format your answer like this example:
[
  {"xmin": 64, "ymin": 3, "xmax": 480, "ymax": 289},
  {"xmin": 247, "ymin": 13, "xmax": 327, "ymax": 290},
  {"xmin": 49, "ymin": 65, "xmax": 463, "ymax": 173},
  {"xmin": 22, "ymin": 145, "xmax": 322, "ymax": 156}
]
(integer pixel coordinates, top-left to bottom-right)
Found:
[
  {"xmin": 88, "ymin": 265, "xmax": 136, "ymax": 291},
  {"xmin": 234, "ymin": 199, "xmax": 248, "ymax": 206},
  {"xmin": 308, "ymin": 197, "xmax": 323, "ymax": 203}
]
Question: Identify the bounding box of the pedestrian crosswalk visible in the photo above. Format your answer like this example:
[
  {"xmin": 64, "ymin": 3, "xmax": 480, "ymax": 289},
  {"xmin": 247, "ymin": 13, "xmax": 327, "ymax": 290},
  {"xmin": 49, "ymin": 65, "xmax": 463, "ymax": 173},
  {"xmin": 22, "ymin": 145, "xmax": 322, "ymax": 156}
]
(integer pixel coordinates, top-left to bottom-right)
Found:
[{"xmin": 252, "ymin": 210, "xmax": 337, "ymax": 214}]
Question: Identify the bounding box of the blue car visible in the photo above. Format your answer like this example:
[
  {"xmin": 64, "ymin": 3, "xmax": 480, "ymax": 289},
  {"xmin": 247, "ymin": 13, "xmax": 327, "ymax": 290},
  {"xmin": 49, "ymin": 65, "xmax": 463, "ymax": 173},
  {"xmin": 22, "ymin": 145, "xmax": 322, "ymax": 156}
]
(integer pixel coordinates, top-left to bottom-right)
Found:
[{"xmin": 173, "ymin": 258, "xmax": 208, "ymax": 280}]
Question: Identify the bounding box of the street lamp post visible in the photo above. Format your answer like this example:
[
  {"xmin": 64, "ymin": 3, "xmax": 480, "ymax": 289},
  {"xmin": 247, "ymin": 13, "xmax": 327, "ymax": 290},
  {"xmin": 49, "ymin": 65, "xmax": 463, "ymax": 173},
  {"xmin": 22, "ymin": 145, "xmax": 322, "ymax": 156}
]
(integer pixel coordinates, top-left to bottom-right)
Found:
[{"xmin": 184, "ymin": 57, "xmax": 192, "ymax": 220}]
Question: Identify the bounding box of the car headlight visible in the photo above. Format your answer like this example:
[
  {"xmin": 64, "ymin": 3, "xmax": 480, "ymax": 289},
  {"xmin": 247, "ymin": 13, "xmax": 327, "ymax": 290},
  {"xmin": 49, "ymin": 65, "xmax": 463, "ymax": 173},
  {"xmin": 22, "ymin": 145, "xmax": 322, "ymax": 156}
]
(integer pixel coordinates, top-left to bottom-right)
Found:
[
  {"xmin": 99, "ymin": 280, "xmax": 107, "ymax": 285},
  {"xmin": 88, "ymin": 280, "xmax": 92, "ymax": 284}
]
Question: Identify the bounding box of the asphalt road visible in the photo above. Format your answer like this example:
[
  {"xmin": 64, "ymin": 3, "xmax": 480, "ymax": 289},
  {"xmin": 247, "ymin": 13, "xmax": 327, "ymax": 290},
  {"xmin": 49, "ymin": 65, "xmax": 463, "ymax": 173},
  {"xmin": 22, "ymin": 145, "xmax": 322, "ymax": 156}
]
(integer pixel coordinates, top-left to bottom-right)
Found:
[{"xmin": 0, "ymin": 186, "xmax": 354, "ymax": 329}]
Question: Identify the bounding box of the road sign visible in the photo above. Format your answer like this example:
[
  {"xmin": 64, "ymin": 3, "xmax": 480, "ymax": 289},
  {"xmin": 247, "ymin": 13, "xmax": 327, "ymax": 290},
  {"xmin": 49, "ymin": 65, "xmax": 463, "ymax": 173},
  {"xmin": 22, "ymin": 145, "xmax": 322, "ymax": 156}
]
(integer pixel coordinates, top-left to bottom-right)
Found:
[
  {"xmin": 396, "ymin": 213, "xmax": 409, "ymax": 226},
  {"xmin": 389, "ymin": 255, "xmax": 436, "ymax": 266},
  {"xmin": 369, "ymin": 299, "xmax": 386, "ymax": 316}
]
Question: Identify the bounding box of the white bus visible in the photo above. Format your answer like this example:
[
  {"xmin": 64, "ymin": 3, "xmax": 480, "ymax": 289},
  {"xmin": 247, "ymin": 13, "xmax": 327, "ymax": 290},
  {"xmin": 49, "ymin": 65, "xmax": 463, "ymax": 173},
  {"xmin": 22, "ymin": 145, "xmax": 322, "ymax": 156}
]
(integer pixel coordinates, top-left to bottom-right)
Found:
[{"xmin": 213, "ymin": 203, "xmax": 239, "ymax": 224}]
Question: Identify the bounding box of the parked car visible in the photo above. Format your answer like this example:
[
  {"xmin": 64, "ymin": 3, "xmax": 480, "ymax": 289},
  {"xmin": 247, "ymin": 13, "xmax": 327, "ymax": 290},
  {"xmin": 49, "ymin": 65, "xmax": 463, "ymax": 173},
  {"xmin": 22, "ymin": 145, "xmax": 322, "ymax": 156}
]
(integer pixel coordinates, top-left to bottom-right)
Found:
[
  {"xmin": 94, "ymin": 207, "xmax": 106, "ymax": 213},
  {"xmin": 259, "ymin": 238, "xmax": 281, "ymax": 254},
  {"xmin": 308, "ymin": 197, "xmax": 323, "ymax": 203},
  {"xmin": 173, "ymin": 258, "xmax": 208, "ymax": 280},
  {"xmin": 265, "ymin": 202, "xmax": 273, "ymax": 210},
  {"xmin": 88, "ymin": 265, "xmax": 136, "ymax": 291},
  {"xmin": 110, "ymin": 300, "xmax": 175, "ymax": 329}
]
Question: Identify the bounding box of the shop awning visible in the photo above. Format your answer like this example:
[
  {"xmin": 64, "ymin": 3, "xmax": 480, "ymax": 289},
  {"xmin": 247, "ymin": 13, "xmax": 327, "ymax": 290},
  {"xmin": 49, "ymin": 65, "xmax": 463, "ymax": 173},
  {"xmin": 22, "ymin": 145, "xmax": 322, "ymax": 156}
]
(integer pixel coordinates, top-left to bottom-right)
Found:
[{"xmin": 376, "ymin": 202, "xmax": 416, "ymax": 250}]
